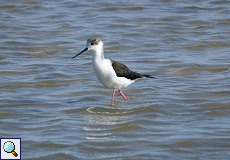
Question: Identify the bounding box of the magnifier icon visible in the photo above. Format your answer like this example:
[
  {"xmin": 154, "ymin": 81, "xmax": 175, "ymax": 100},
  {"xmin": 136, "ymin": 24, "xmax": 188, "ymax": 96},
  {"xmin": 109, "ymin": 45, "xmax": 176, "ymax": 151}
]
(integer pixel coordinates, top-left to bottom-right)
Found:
[{"xmin": 3, "ymin": 141, "xmax": 18, "ymax": 157}]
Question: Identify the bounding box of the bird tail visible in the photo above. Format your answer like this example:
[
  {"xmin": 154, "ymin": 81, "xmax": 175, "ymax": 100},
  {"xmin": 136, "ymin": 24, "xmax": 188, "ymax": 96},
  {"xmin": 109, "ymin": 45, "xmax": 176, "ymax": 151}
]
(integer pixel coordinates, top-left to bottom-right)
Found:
[{"xmin": 143, "ymin": 74, "xmax": 156, "ymax": 79}]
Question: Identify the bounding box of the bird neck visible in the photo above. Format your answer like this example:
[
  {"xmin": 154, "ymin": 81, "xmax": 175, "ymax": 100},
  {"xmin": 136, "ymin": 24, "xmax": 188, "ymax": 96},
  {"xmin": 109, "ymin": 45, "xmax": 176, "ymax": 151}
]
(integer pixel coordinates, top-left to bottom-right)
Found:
[{"xmin": 93, "ymin": 48, "xmax": 104, "ymax": 62}]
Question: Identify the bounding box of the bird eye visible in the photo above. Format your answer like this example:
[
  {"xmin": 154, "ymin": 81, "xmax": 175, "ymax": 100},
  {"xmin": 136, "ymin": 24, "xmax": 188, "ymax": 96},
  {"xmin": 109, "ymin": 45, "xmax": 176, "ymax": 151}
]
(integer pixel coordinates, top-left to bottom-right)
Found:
[{"xmin": 91, "ymin": 42, "xmax": 94, "ymax": 45}]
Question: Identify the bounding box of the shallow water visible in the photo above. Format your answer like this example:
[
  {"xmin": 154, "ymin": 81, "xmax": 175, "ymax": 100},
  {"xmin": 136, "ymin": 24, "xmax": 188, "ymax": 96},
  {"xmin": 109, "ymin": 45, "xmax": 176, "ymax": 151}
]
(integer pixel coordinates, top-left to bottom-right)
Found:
[{"xmin": 0, "ymin": 0, "xmax": 230, "ymax": 159}]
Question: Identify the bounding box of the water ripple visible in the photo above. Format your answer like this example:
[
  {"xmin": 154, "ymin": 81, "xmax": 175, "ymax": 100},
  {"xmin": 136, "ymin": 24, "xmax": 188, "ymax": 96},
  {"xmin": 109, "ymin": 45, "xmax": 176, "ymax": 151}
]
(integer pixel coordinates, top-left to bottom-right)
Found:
[{"xmin": 0, "ymin": 0, "xmax": 230, "ymax": 159}]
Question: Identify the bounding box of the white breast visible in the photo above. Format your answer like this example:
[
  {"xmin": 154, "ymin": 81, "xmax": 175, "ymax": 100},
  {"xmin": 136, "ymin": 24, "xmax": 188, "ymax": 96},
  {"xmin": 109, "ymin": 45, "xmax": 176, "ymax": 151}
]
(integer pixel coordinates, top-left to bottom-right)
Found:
[{"xmin": 93, "ymin": 59, "xmax": 134, "ymax": 89}]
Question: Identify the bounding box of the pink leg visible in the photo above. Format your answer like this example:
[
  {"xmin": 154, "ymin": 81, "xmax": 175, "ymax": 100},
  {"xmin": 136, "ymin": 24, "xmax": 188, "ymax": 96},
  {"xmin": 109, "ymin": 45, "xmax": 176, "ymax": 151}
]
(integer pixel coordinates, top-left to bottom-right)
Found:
[
  {"xmin": 110, "ymin": 89, "xmax": 116, "ymax": 106},
  {"xmin": 118, "ymin": 90, "xmax": 127, "ymax": 100}
]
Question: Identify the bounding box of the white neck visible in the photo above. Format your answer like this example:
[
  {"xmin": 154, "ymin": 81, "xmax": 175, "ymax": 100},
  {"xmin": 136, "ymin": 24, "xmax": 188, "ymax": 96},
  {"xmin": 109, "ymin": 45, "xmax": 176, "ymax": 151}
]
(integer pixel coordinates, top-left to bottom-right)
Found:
[{"xmin": 93, "ymin": 47, "xmax": 104, "ymax": 62}]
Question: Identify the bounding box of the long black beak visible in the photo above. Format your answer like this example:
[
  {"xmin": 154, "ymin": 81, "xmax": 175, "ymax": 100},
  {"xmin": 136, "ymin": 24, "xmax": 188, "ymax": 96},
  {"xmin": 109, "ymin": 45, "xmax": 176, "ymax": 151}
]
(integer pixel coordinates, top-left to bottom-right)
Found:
[{"xmin": 72, "ymin": 47, "xmax": 88, "ymax": 59}]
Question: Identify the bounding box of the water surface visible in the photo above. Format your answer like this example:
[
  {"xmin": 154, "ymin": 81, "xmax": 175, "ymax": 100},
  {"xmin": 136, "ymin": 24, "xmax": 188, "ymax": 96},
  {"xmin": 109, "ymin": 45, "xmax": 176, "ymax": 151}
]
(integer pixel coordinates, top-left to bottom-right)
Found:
[{"xmin": 0, "ymin": 0, "xmax": 229, "ymax": 159}]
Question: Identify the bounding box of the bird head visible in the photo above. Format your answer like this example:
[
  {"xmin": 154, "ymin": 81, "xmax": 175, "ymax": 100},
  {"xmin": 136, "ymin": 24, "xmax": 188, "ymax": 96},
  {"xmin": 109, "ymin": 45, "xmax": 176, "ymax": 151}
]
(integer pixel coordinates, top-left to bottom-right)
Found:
[{"xmin": 72, "ymin": 37, "xmax": 103, "ymax": 59}]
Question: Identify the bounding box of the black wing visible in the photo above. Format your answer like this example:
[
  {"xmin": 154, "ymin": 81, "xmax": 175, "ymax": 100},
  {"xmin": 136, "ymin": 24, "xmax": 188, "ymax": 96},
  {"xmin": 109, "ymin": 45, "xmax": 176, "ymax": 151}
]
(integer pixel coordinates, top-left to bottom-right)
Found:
[{"xmin": 111, "ymin": 60, "xmax": 143, "ymax": 80}]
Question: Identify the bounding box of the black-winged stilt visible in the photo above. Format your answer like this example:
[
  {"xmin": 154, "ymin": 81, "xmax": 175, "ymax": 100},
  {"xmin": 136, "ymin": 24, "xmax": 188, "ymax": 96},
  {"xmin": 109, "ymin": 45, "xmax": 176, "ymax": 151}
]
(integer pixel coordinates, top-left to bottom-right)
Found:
[{"xmin": 72, "ymin": 37, "xmax": 155, "ymax": 106}]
